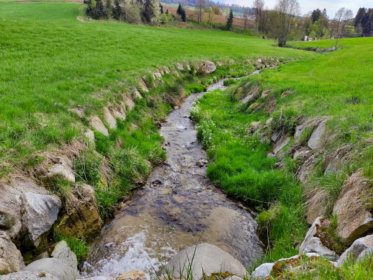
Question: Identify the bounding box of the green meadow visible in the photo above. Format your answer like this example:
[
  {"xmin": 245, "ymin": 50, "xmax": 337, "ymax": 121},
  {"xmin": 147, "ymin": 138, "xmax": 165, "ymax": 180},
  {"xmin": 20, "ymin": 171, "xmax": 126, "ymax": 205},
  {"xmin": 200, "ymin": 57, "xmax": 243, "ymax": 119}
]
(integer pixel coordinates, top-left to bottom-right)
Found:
[
  {"xmin": 1, "ymin": 1, "xmax": 373, "ymax": 276},
  {"xmin": 0, "ymin": 1, "xmax": 309, "ymax": 174},
  {"xmin": 192, "ymin": 37, "xmax": 373, "ymax": 270}
]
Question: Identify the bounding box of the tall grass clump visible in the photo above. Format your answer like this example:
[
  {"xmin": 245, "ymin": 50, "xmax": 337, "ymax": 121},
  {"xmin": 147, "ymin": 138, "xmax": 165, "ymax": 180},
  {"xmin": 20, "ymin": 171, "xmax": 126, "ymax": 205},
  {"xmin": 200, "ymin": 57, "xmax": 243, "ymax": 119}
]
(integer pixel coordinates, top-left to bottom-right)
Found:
[
  {"xmin": 53, "ymin": 232, "xmax": 89, "ymax": 263},
  {"xmin": 192, "ymin": 89, "xmax": 307, "ymax": 262}
]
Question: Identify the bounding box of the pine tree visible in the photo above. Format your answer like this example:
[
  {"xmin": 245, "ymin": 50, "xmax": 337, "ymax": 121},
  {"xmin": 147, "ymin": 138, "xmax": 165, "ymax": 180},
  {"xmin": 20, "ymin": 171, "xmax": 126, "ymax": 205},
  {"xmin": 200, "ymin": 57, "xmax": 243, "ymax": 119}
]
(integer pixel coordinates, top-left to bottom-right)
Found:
[
  {"xmin": 177, "ymin": 4, "xmax": 186, "ymax": 22},
  {"xmin": 311, "ymin": 9, "xmax": 321, "ymax": 23},
  {"xmin": 226, "ymin": 9, "xmax": 233, "ymax": 30},
  {"xmin": 112, "ymin": 0, "xmax": 122, "ymax": 20},
  {"xmin": 181, "ymin": 9, "xmax": 186, "ymax": 22},
  {"xmin": 142, "ymin": 0, "xmax": 159, "ymax": 23},
  {"xmin": 354, "ymin": 8, "xmax": 367, "ymax": 28},
  {"xmin": 105, "ymin": 0, "xmax": 112, "ymax": 18},
  {"xmin": 87, "ymin": 0, "xmax": 106, "ymax": 19},
  {"xmin": 177, "ymin": 4, "xmax": 182, "ymax": 16}
]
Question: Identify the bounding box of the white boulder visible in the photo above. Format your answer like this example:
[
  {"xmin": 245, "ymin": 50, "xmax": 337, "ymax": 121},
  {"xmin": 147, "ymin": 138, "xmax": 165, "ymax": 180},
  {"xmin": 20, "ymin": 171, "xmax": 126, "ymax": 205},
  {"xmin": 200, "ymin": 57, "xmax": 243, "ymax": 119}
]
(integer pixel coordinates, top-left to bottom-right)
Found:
[{"xmin": 166, "ymin": 243, "xmax": 247, "ymax": 280}]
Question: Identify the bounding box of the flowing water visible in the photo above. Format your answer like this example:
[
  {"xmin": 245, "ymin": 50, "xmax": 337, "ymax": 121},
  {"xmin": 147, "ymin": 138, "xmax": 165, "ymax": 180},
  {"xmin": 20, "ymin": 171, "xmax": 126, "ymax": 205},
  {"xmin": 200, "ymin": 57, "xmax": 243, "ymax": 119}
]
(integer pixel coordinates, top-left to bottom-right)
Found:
[{"xmin": 81, "ymin": 77, "xmax": 263, "ymax": 279}]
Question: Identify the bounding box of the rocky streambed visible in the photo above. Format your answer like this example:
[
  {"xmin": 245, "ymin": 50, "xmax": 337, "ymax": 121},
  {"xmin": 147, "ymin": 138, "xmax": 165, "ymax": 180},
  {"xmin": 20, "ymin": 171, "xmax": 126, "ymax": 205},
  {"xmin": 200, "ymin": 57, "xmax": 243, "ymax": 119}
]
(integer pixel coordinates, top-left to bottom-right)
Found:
[{"xmin": 81, "ymin": 79, "xmax": 263, "ymax": 279}]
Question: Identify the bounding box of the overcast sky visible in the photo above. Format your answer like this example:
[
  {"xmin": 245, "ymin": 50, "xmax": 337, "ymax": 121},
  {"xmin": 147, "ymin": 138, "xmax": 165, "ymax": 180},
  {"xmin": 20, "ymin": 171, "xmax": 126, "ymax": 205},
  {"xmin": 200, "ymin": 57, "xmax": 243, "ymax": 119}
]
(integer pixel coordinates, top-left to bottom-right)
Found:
[{"xmin": 219, "ymin": 0, "xmax": 373, "ymax": 17}]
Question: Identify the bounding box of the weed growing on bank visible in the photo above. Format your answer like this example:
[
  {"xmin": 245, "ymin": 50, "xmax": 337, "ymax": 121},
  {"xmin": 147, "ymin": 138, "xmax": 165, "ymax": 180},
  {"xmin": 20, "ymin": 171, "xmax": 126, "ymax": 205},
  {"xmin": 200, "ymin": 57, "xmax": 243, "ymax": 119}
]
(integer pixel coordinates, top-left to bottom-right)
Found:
[
  {"xmin": 191, "ymin": 89, "xmax": 307, "ymax": 262},
  {"xmin": 54, "ymin": 232, "xmax": 89, "ymax": 263}
]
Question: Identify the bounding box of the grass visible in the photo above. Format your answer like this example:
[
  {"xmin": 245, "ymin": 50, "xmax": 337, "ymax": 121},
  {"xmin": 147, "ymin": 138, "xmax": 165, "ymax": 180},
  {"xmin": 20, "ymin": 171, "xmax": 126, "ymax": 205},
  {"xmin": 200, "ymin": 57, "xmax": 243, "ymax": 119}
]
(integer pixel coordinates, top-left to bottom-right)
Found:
[
  {"xmin": 252, "ymin": 38, "xmax": 373, "ymax": 179},
  {"xmin": 54, "ymin": 232, "xmax": 89, "ymax": 263},
  {"xmin": 192, "ymin": 37, "xmax": 373, "ymax": 272},
  {"xmin": 191, "ymin": 88, "xmax": 307, "ymax": 263},
  {"xmin": 71, "ymin": 63, "xmax": 254, "ymax": 219},
  {"xmin": 270, "ymin": 253, "xmax": 373, "ymax": 280},
  {"xmin": 2, "ymin": 1, "xmax": 373, "ymax": 275},
  {"xmin": 0, "ymin": 1, "xmax": 310, "ymax": 175}
]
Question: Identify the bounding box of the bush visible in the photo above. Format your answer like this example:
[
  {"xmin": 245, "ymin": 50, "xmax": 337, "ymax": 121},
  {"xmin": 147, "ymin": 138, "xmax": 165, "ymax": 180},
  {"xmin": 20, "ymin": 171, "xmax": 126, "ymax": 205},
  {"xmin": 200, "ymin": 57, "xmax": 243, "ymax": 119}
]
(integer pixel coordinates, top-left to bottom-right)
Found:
[
  {"xmin": 158, "ymin": 13, "xmax": 174, "ymax": 25},
  {"xmin": 125, "ymin": 3, "xmax": 142, "ymax": 24}
]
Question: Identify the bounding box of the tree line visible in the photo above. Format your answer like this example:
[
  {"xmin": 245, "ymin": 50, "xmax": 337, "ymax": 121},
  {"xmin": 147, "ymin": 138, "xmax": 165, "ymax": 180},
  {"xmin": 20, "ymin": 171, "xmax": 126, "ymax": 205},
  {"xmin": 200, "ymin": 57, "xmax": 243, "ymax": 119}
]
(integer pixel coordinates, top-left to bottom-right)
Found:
[
  {"xmin": 85, "ymin": 0, "xmax": 160, "ymax": 23},
  {"xmin": 354, "ymin": 8, "xmax": 373, "ymax": 36},
  {"xmin": 84, "ymin": 0, "xmax": 372, "ymax": 46},
  {"xmin": 254, "ymin": 0, "xmax": 373, "ymax": 47}
]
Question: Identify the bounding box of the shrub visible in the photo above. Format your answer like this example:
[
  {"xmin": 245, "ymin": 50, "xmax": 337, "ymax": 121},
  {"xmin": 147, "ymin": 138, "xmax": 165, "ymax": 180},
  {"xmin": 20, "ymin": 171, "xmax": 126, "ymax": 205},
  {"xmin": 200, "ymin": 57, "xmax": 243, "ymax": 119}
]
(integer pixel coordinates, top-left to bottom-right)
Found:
[
  {"xmin": 158, "ymin": 13, "xmax": 174, "ymax": 24},
  {"xmin": 125, "ymin": 3, "xmax": 142, "ymax": 24}
]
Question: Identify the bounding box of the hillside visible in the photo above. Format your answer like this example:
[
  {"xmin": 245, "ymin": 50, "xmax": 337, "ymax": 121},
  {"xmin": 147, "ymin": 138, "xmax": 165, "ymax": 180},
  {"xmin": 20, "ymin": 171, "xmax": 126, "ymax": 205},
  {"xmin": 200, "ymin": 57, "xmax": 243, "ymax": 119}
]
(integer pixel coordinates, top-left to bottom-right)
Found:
[
  {"xmin": 193, "ymin": 38, "xmax": 373, "ymax": 278},
  {"xmin": 0, "ymin": 1, "xmax": 306, "ymax": 175},
  {"xmin": 0, "ymin": 1, "xmax": 372, "ymax": 280}
]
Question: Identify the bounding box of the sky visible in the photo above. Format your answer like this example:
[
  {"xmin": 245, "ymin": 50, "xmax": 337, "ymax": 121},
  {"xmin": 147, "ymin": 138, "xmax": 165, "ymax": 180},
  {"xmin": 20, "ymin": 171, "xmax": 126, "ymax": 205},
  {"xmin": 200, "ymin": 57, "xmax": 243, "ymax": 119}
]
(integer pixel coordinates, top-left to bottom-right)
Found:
[{"xmin": 218, "ymin": 0, "xmax": 373, "ymax": 17}]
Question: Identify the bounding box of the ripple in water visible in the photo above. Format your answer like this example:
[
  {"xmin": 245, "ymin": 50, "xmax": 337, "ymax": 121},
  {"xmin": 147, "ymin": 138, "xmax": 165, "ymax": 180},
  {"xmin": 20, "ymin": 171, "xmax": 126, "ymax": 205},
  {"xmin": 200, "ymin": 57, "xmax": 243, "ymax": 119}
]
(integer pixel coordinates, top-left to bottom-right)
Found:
[{"xmin": 81, "ymin": 231, "xmax": 176, "ymax": 279}]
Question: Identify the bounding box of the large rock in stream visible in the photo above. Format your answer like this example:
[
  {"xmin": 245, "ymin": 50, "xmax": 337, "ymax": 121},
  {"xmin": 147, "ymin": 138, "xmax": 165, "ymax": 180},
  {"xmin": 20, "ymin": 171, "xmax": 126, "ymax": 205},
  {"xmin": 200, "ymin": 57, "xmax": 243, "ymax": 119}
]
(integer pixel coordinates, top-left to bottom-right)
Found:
[
  {"xmin": 165, "ymin": 243, "xmax": 247, "ymax": 280},
  {"xmin": 0, "ymin": 231, "xmax": 24, "ymax": 274},
  {"xmin": 24, "ymin": 241, "xmax": 79, "ymax": 280},
  {"xmin": 0, "ymin": 177, "xmax": 61, "ymax": 246}
]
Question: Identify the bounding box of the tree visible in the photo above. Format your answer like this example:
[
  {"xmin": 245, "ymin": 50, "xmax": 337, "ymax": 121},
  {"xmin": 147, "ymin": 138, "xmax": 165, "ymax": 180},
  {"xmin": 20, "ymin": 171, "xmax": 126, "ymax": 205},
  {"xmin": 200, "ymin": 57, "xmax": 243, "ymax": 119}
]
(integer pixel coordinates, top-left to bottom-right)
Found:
[
  {"xmin": 311, "ymin": 8, "xmax": 322, "ymax": 23},
  {"xmin": 142, "ymin": 0, "xmax": 160, "ymax": 23},
  {"xmin": 196, "ymin": 0, "xmax": 206, "ymax": 23},
  {"xmin": 86, "ymin": 0, "xmax": 107, "ymax": 19},
  {"xmin": 226, "ymin": 8, "xmax": 234, "ymax": 30},
  {"xmin": 303, "ymin": 15, "xmax": 312, "ymax": 37},
  {"xmin": 160, "ymin": 3, "xmax": 164, "ymax": 14},
  {"xmin": 105, "ymin": 0, "xmax": 112, "ymax": 18},
  {"xmin": 243, "ymin": 7, "xmax": 250, "ymax": 30},
  {"xmin": 354, "ymin": 8, "xmax": 366, "ymax": 28},
  {"xmin": 273, "ymin": 0, "xmax": 300, "ymax": 47},
  {"xmin": 125, "ymin": 1, "xmax": 141, "ymax": 23},
  {"xmin": 334, "ymin": 8, "xmax": 353, "ymax": 48},
  {"xmin": 357, "ymin": 8, "xmax": 373, "ymax": 36},
  {"xmin": 206, "ymin": 7, "xmax": 213, "ymax": 25},
  {"xmin": 364, "ymin": 9, "xmax": 373, "ymax": 36},
  {"xmin": 177, "ymin": 3, "xmax": 182, "ymax": 15},
  {"xmin": 211, "ymin": 5, "xmax": 222, "ymax": 16},
  {"xmin": 306, "ymin": 8, "xmax": 329, "ymax": 39},
  {"xmin": 112, "ymin": 0, "xmax": 122, "ymax": 20},
  {"xmin": 254, "ymin": 0, "xmax": 265, "ymax": 32},
  {"xmin": 177, "ymin": 4, "xmax": 186, "ymax": 22}
]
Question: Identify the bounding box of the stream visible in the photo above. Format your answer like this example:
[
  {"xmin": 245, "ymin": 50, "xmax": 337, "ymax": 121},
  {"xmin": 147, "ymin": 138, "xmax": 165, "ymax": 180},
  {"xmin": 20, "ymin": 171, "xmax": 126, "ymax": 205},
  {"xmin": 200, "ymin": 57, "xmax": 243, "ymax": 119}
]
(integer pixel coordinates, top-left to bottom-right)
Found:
[{"xmin": 81, "ymin": 77, "xmax": 263, "ymax": 279}]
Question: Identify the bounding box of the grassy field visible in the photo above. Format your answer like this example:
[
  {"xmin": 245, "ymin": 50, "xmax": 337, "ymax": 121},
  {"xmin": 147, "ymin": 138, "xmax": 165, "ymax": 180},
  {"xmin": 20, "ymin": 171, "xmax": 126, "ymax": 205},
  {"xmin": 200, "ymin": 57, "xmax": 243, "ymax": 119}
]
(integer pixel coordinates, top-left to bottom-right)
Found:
[
  {"xmin": 192, "ymin": 37, "xmax": 373, "ymax": 270},
  {"xmin": 3, "ymin": 1, "xmax": 372, "ymax": 275},
  {"xmin": 256, "ymin": 38, "xmax": 373, "ymax": 181},
  {"xmin": 261, "ymin": 38, "xmax": 373, "ymax": 148},
  {"xmin": 0, "ymin": 1, "xmax": 310, "ymax": 175}
]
